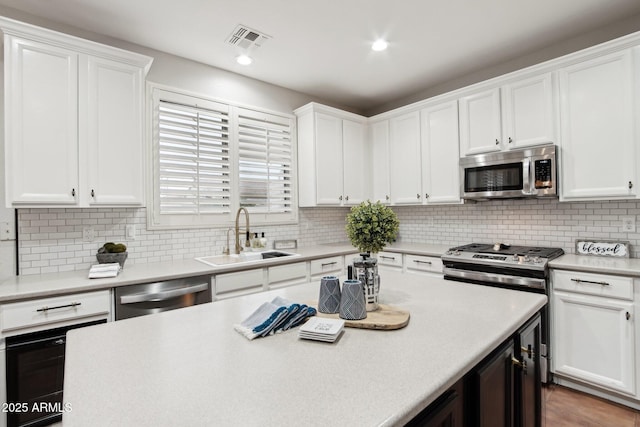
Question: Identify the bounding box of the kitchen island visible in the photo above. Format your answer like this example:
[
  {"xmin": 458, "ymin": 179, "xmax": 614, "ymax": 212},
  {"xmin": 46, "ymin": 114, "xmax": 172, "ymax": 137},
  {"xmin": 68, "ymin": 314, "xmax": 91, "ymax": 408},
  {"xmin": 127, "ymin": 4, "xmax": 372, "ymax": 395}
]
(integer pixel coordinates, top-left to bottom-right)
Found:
[{"xmin": 62, "ymin": 270, "xmax": 546, "ymax": 426}]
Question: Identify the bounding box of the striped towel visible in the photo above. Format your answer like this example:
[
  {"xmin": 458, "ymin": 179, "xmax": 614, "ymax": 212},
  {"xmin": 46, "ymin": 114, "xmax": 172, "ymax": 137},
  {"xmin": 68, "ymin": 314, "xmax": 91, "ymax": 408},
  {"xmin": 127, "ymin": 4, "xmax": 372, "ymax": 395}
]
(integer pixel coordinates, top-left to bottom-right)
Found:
[{"xmin": 234, "ymin": 297, "xmax": 316, "ymax": 340}]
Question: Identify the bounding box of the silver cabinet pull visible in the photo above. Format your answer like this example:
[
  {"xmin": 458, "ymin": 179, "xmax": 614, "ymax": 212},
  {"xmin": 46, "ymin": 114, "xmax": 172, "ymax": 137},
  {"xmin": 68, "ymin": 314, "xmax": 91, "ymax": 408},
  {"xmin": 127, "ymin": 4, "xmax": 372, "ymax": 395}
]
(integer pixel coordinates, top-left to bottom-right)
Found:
[
  {"xmin": 629, "ymin": 181, "xmax": 633, "ymax": 189},
  {"xmin": 71, "ymin": 188, "xmax": 76, "ymax": 197},
  {"xmin": 321, "ymin": 261, "xmax": 337, "ymax": 267},
  {"xmin": 570, "ymin": 278, "xmax": 610, "ymax": 286},
  {"xmin": 37, "ymin": 302, "xmax": 81, "ymax": 312},
  {"xmin": 338, "ymin": 195, "xmax": 343, "ymax": 201},
  {"xmin": 345, "ymin": 195, "xmax": 349, "ymax": 201},
  {"xmin": 425, "ymin": 193, "xmax": 429, "ymax": 199},
  {"xmin": 413, "ymin": 260, "xmax": 432, "ymax": 265},
  {"xmin": 120, "ymin": 283, "xmax": 209, "ymax": 304},
  {"xmin": 495, "ymin": 139, "xmax": 499, "ymax": 145},
  {"xmin": 380, "ymin": 255, "xmax": 396, "ymax": 260},
  {"xmin": 91, "ymin": 189, "xmax": 95, "ymax": 198},
  {"xmin": 416, "ymin": 193, "xmax": 421, "ymax": 199},
  {"xmin": 508, "ymin": 137, "xmax": 513, "ymax": 143}
]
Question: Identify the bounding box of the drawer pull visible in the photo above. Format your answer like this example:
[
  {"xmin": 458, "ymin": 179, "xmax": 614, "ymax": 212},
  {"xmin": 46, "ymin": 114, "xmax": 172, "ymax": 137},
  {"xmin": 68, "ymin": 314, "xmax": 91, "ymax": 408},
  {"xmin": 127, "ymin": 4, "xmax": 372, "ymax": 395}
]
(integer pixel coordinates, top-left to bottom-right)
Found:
[
  {"xmin": 380, "ymin": 255, "xmax": 396, "ymax": 260},
  {"xmin": 36, "ymin": 302, "xmax": 81, "ymax": 312},
  {"xmin": 321, "ymin": 261, "xmax": 337, "ymax": 267},
  {"xmin": 570, "ymin": 278, "xmax": 609, "ymax": 286},
  {"xmin": 413, "ymin": 260, "xmax": 432, "ymax": 265}
]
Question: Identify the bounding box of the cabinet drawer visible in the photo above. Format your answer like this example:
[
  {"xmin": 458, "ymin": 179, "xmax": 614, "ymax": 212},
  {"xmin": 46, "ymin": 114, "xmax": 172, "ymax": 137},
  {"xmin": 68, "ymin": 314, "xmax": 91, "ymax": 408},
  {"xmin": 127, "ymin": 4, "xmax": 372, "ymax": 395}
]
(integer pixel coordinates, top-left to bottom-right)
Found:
[
  {"xmin": 406, "ymin": 254, "xmax": 443, "ymax": 274},
  {"xmin": 377, "ymin": 251, "xmax": 402, "ymax": 268},
  {"xmin": 215, "ymin": 269, "xmax": 265, "ymax": 294},
  {"xmin": 310, "ymin": 256, "xmax": 344, "ymax": 277},
  {"xmin": 268, "ymin": 262, "xmax": 307, "ymax": 288},
  {"xmin": 552, "ymin": 270, "xmax": 633, "ymax": 300},
  {"xmin": 0, "ymin": 290, "xmax": 110, "ymax": 334}
]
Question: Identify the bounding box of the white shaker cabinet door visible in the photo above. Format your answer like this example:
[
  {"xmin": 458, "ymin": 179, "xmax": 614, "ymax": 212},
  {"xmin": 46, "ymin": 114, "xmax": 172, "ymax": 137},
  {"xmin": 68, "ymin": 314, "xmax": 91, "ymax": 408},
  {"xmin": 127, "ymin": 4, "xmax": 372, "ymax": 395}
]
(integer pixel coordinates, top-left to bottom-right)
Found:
[
  {"xmin": 501, "ymin": 73, "xmax": 556, "ymax": 150},
  {"xmin": 314, "ymin": 112, "xmax": 344, "ymax": 205},
  {"xmin": 5, "ymin": 36, "xmax": 79, "ymax": 205},
  {"xmin": 420, "ymin": 101, "xmax": 461, "ymax": 204},
  {"xmin": 342, "ymin": 119, "xmax": 368, "ymax": 205},
  {"xmin": 559, "ymin": 48, "xmax": 637, "ymax": 200},
  {"xmin": 86, "ymin": 56, "xmax": 145, "ymax": 205},
  {"xmin": 370, "ymin": 120, "xmax": 390, "ymax": 204},
  {"xmin": 553, "ymin": 290, "xmax": 635, "ymax": 395},
  {"xmin": 459, "ymin": 88, "xmax": 502, "ymax": 156},
  {"xmin": 389, "ymin": 111, "xmax": 422, "ymax": 204}
]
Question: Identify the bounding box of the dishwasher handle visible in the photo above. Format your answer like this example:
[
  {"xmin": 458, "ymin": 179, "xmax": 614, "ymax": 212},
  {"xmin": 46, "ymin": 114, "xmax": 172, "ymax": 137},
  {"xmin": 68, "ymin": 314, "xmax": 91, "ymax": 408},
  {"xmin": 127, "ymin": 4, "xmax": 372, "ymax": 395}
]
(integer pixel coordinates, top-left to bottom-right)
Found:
[{"xmin": 119, "ymin": 282, "xmax": 210, "ymax": 305}]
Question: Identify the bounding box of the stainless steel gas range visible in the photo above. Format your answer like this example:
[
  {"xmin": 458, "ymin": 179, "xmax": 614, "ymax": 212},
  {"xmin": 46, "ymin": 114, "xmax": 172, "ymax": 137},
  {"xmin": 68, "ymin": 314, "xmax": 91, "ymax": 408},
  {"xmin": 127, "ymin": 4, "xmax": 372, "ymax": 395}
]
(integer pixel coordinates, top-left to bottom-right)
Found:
[{"xmin": 442, "ymin": 242, "xmax": 564, "ymax": 383}]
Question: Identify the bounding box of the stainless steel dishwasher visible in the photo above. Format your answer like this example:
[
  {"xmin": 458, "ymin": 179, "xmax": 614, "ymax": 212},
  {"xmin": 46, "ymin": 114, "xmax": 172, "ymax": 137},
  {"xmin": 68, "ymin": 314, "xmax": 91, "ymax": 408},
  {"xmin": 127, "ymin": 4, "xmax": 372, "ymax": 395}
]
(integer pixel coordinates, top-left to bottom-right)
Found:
[{"xmin": 114, "ymin": 276, "xmax": 212, "ymax": 320}]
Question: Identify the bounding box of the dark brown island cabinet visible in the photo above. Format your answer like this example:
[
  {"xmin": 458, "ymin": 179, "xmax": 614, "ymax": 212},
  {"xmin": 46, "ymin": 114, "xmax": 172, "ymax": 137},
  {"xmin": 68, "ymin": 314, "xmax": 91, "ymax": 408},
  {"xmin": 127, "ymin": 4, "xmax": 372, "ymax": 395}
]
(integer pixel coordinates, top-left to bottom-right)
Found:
[{"xmin": 407, "ymin": 313, "xmax": 542, "ymax": 427}]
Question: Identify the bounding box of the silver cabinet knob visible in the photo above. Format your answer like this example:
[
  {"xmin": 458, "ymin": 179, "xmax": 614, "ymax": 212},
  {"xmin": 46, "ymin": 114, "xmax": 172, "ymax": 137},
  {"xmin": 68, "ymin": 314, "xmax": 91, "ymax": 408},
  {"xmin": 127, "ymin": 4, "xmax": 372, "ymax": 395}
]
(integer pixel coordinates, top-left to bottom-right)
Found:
[
  {"xmin": 629, "ymin": 181, "xmax": 633, "ymax": 189},
  {"xmin": 495, "ymin": 139, "xmax": 499, "ymax": 145}
]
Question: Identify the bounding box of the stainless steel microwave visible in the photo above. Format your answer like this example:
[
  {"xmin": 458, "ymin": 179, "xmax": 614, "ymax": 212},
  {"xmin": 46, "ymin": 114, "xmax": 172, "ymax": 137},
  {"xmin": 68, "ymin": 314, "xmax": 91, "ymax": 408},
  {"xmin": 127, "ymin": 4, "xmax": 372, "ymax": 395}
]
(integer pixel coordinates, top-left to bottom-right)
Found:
[{"xmin": 460, "ymin": 145, "xmax": 557, "ymax": 200}]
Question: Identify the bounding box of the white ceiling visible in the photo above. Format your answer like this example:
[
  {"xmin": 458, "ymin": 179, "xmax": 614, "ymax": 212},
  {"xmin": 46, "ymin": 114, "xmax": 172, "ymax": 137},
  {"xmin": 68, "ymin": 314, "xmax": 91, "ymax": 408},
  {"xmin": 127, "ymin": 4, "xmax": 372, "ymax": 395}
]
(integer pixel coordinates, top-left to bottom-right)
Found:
[{"xmin": 1, "ymin": 0, "xmax": 640, "ymax": 114}]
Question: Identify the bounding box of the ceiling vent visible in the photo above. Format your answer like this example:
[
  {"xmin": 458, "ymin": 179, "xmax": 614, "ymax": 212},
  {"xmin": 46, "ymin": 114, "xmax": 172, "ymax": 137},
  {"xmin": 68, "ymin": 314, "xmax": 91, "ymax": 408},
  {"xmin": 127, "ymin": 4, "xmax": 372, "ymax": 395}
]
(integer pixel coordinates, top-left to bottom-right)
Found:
[{"xmin": 226, "ymin": 25, "xmax": 271, "ymax": 50}]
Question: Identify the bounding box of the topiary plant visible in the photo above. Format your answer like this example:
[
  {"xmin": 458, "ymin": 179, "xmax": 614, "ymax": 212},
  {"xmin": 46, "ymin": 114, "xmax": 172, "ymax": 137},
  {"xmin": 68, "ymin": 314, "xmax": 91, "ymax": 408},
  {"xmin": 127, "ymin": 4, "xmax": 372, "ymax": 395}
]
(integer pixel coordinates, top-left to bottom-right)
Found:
[{"xmin": 345, "ymin": 200, "xmax": 399, "ymax": 254}]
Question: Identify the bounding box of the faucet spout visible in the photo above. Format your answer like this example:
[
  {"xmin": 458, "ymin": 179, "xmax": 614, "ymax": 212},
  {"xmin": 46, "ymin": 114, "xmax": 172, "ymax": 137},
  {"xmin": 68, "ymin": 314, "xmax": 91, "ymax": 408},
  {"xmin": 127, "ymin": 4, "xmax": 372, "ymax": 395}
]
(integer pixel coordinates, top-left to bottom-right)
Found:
[{"xmin": 234, "ymin": 207, "xmax": 251, "ymax": 254}]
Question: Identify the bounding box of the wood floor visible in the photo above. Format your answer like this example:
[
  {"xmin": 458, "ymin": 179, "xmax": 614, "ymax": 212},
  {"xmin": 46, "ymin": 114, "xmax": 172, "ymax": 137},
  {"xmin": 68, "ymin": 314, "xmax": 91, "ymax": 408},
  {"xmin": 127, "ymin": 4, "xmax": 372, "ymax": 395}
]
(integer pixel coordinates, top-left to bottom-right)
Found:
[{"xmin": 545, "ymin": 384, "xmax": 640, "ymax": 426}]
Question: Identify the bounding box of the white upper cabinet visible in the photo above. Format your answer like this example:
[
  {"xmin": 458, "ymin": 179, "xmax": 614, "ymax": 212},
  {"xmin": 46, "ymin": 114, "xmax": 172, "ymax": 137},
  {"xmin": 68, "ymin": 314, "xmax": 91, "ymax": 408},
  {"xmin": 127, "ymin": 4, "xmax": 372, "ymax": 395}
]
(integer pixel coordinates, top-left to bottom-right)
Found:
[
  {"xmin": 420, "ymin": 101, "xmax": 461, "ymax": 204},
  {"xmin": 295, "ymin": 103, "xmax": 369, "ymax": 207},
  {"xmin": 558, "ymin": 48, "xmax": 638, "ymax": 201},
  {"xmin": 370, "ymin": 120, "xmax": 391, "ymax": 204},
  {"xmin": 459, "ymin": 73, "xmax": 556, "ymax": 156},
  {"xmin": 5, "ymin": 37, "xmax": 79, "ymax": 205},
  {"xmin": 389, "ymin": 111, "xmax": 422, "ymax": 204},
  {"xmin": 459, "ymin": 88, "xmax": 502, "ymax": 156},
  {"xmin": 85, "ymin": 56, "xmax": 146, "ymax": 206},
  {"xmin": 1, "ymin": 18, "xmax": 153, "ymax": 208}
]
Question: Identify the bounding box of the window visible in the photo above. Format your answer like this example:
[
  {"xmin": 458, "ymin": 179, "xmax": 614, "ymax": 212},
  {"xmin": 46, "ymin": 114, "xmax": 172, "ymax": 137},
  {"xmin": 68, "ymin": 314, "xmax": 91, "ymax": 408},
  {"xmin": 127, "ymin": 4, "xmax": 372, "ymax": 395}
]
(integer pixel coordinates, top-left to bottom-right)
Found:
[{"xmin": 149, "ymin": 86, "xmax": 297, "ymax": 229}]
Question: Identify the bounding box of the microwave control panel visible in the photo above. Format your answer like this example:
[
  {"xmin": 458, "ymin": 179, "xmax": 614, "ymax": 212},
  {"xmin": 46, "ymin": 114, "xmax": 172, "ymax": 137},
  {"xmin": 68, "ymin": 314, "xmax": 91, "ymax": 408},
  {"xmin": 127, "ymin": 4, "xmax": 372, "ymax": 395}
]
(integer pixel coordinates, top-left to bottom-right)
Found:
[{"xmin": 534, "ymin": 158, "xmax": 553, "ymax": 189}]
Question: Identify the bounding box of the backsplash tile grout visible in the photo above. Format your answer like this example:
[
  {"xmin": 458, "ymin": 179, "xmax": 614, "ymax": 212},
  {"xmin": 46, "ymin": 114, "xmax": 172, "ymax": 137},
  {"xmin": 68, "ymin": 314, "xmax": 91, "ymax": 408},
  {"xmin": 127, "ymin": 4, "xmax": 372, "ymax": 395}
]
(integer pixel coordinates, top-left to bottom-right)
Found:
[{"xmin": 16, "ymin": 199, "xmax": 640, "ymax": 275}]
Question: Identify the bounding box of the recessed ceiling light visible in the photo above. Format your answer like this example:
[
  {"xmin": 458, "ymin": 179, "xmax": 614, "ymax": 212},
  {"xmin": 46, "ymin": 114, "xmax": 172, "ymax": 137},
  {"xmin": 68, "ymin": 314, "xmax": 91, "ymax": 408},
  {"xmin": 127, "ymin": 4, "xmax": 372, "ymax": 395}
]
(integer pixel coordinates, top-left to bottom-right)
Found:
[
  {"xmin": 236, "ymin": 54, "xmax": 253, "ymax": 65},
  {"xmin": 371, "ymin": 39, "xmax": 388, "ymax": 52}
]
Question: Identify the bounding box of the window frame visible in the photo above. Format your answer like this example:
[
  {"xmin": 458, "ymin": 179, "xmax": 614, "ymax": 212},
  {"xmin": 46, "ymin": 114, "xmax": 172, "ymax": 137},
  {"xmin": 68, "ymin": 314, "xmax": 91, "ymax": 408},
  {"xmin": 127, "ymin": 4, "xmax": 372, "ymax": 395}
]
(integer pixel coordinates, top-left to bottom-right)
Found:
[{"xmin": 147, "ymin": 83, "xmax": 298, "ymax": 230}]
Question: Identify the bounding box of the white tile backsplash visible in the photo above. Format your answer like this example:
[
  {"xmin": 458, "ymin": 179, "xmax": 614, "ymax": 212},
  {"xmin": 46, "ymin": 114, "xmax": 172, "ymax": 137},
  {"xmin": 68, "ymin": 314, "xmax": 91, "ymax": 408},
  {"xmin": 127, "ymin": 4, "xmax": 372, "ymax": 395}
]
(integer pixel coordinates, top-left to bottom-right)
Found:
[{"xmin": 16, "ymin": 199, "xmax": 640, "ymax": 275}]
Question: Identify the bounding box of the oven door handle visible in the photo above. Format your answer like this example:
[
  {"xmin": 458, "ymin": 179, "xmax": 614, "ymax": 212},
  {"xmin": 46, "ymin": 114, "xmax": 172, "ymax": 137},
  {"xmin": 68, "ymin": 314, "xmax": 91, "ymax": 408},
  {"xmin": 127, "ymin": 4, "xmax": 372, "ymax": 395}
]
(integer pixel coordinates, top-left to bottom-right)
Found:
[
  {"xmin": 443, "ymin": 267, "xmax": 546, "ymax": 290},
  {"xmin": 119, "ymin": 283, "xmax": 209, "ymax": 304}
]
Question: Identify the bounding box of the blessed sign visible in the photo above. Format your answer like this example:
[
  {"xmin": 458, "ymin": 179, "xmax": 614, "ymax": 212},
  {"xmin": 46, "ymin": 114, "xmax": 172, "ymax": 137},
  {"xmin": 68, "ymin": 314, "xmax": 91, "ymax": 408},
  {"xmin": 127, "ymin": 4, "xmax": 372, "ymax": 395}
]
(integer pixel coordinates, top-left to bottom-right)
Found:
[{"xmin": 575, "ymin": 240, "xmax": 629, "ymax": 258}]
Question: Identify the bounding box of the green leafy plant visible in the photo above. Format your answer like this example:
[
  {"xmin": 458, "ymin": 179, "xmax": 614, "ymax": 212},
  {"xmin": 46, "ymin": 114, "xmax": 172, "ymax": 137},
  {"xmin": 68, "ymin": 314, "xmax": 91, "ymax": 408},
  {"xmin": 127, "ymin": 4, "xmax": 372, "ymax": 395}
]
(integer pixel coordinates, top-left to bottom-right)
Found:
[{"xmin": 345, "ymin": 200, "xmax": 399, "ymax": 254}]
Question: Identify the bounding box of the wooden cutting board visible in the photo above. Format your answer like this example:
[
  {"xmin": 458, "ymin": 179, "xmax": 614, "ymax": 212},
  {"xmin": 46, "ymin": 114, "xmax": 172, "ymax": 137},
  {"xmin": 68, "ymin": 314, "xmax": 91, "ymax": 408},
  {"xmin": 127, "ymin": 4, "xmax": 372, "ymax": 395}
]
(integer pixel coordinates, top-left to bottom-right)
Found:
[{"xmin": 310, "ymin": 302, "xmax": 410, "ymax": 330}]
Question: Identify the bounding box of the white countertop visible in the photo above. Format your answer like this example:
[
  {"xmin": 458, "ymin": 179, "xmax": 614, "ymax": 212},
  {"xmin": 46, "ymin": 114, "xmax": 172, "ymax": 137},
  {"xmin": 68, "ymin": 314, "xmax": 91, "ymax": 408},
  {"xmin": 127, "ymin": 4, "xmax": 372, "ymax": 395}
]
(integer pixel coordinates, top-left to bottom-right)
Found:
[
  {"xmin": 62, "ymin": 270, "xmax": 546, "ymax": 427},
  {"xmin": 549, "ymin": 254, "xmax": 640, "ymax": 277},
  {"xmin": 0, "ymin": 243, "xmax": 451, "ymax": 303}
]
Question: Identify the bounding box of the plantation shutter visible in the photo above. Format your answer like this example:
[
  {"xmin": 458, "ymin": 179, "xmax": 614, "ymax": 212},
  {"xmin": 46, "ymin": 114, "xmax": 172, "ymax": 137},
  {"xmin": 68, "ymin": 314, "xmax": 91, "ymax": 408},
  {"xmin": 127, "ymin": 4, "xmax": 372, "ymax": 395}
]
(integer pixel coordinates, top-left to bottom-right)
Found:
[
  {"xmin": 237, "ymin": 108, "xmax": 293, "ymax": 213},
  {"xmin": 157, "ymin": 100, "xmax": 231, "ymax": 215}
]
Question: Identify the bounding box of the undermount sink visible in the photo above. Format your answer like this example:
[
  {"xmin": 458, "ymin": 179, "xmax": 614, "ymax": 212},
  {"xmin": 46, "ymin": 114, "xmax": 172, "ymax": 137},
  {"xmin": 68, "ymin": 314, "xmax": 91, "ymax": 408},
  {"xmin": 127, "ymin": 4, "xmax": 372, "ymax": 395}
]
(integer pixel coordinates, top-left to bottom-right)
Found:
[{"xmin": 195, "ymin": 250, "xmax": 300, "ymax": 267}]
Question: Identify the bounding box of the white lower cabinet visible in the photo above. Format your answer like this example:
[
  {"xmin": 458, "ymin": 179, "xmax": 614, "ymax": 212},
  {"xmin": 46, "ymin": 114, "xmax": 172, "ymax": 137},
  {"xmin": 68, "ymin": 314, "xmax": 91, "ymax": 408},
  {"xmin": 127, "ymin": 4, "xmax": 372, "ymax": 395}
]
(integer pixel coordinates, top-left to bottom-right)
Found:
[
  {"xmin": 214, "ymin": 269, "xmax": 266, "ymax": 299},
  {"xmin": 552, "ymin": 269, "xmax": 636, "ymax": 396},
  {"xmin": 376, "ymin": 251, "xmax": 403, "ymax": 271},
  {"xmin": 310, "ymin": 256, "xmax": 345, "ymax": 280},
  {"xmin": 405, "ymin": 254, "xmax": 443, "ymax": 276},
  {"xmin": 268, "ymin": 262, "xmax": 308, "ymax": 289}
]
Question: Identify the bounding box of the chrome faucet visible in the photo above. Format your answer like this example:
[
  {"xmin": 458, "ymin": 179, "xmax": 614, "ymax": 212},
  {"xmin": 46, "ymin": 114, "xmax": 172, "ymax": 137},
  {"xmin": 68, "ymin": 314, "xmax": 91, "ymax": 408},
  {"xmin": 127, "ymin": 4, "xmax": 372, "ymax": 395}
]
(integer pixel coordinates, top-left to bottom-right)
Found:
[{"xmin": 234, "ymin": 207, "xmax": 251, "ymax": 254}]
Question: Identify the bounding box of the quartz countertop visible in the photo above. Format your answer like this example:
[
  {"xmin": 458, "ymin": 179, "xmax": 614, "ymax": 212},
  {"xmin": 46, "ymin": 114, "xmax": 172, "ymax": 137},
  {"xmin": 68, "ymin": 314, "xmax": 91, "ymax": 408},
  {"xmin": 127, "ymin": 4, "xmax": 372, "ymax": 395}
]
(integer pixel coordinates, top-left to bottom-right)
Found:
[
  {"xmin": 549, "ymin": 254, "xmax": 640, "ymax": 277},
  {"xmin": 62, "ymin": 269, "xmax": 546, "ymax": 427},
  {"xmin": 0, "ymin": 242, "xmax": 452, "ymax": 303}
]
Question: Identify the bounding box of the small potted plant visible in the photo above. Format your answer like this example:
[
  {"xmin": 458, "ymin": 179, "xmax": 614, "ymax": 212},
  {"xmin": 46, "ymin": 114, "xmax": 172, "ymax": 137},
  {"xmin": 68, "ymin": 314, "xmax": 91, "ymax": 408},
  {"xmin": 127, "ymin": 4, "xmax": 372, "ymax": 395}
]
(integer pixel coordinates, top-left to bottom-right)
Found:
[
  {"xmin": 96, "ymin": 242, "xmax": 128, "ymax": 268},
  {"xmin": 345, "ymin": 201, "xmax": 399, "ymax": 311},
  {"xmin": 346, "ymin": 200, "xmax": 399, "ymax": 255}
]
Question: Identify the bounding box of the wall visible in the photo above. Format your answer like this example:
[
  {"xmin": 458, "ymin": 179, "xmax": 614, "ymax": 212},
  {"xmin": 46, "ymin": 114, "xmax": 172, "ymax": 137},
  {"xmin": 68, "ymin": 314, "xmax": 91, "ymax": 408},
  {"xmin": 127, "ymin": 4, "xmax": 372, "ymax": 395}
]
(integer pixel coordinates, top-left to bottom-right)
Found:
[{"xmin": 17, "ymin": 199, "xmax": 640, "ymax": 274}]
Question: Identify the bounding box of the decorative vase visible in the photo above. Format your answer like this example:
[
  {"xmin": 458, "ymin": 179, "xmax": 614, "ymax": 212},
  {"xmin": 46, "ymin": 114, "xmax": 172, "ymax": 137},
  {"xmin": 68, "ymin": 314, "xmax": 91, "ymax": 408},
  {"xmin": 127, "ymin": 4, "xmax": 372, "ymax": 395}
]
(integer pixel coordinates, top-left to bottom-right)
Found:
[
  {"xmin": 352, "ymin": 252, "xmax": 380, "ymax": 312},
  {"xmin": 339, "ymin": 279, "xmax": 367, "ymax": 320},
  {"xmin": 318, "ymin": 275, "xmax": 341, "ymax": 314}
]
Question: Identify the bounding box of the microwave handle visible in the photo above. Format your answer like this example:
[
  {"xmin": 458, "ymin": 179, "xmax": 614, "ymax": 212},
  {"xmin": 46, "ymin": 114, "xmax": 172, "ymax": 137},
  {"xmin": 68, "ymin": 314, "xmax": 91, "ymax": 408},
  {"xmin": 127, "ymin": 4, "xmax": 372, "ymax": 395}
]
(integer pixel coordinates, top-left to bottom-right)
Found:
[{"xmin": 522, "ymin": 158, "xmax": 532, "ymax": 195}]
